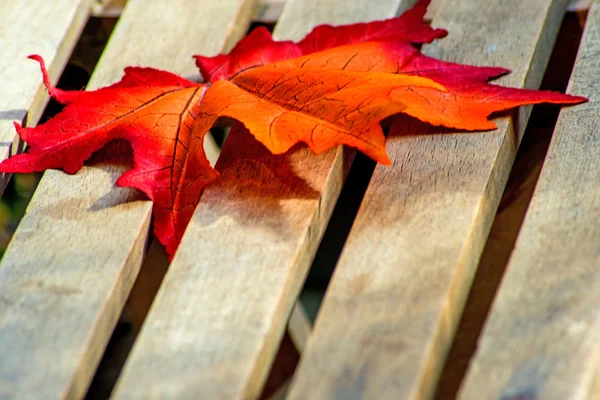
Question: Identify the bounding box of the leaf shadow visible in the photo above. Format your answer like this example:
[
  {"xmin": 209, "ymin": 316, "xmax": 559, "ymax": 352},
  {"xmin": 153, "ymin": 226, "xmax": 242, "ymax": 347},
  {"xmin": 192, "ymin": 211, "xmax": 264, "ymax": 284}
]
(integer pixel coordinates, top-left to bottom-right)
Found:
[
  {"xmin": 388, "ymin": 109, "xmax": 518, "ymax": 138},
  {"xmin": 87, "ymin": 140, "xmax": 147, "ymax": 212},
  {"xmin": 83, "ymin": 132, "xmax": 321, "ymax": 244},
  {"xmin": 198, "ymin": 126, "xmax": 324, "ymax": 238},
  {"xmin": 355, "ymin": 111, "xmax": 519, "ymax": 230},
  {"xmin": 0, "ymin": 109, "xmax": 27, "ymax": 121},
  {"xmin": 216, "ymin": 129, "xmax": 320, "ymax": 199}
]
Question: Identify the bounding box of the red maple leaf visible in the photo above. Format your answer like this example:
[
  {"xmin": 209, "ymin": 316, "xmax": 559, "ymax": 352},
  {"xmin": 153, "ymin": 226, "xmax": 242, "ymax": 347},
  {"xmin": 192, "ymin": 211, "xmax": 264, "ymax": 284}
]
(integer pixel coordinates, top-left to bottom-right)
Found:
[
  {"xmin": 1, "ymin": 56, "xmax": 217, "ymax": 256},
  {"xmin": 0, "ymin": 0, "xmax": 586, "ymax": 258}
]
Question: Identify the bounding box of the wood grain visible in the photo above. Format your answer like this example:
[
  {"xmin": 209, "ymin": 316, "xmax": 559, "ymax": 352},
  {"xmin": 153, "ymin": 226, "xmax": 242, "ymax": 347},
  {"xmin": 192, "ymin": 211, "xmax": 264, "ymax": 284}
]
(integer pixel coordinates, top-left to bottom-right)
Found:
[
  {"xmin": 459, "ymin": 3, "xmax": 600, "ymax": 399},
  {"xmin": 111, "ymin": 1, "xmax": 419, "ymax": 399},
  {"xmin": 0, "ymin": 0, "xmax": 93, "ymax": 194},
  {"xmin": 286, "ymin": 0, "xmax": 570, "ymax": 399},
  {"xmin": 0, "ymin": 1, "xmax": 255, "ymax": 399}
]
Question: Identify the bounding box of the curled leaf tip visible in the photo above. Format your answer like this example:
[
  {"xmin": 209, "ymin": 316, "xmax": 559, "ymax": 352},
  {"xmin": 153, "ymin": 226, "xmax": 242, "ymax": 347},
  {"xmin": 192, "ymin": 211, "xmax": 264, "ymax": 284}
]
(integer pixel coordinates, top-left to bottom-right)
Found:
[
  {"xmin": 28, "ymin": 54, "xmax": 51, "ymax": 90},
  {"xmin": 27, "ymin": 54, "xmax": 69, "ymax": 103},
  {"xmin": 27, "ymin": 54, "xmax": 43, "ymax": 62}
]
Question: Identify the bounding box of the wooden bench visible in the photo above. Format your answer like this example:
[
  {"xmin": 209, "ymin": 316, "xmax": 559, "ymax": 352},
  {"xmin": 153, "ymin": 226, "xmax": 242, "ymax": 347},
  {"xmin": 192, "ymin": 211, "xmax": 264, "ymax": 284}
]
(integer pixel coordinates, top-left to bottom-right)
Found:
[{"xmin": 0, "ymin": 0, "xmax": 598, "ymax": 398}]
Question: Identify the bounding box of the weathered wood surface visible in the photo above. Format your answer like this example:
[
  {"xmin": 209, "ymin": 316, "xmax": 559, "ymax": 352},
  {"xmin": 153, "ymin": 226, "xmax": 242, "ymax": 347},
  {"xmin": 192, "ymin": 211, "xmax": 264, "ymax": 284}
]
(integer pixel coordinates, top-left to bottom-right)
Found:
[
  {"xmin": 92, "ymin": 0, "xmax": 284, "ymax": 21},
  {"xmin": 111, "ymin": 0, "xmax": 419, "ymax": 399},
  {"xmin": 459, "ymin": 3, "xmax": 600, "ymax": 399},
  {"xmin": 0, "ymin": 1, "xmax": 256, "ymax": 399},
  {"xmin": 0, "ymin": 0, "xmax": 93, "ymax": 194},
  {"xmin": 286, "ymin": 0, "xmax": 571, "ymax": 399}
]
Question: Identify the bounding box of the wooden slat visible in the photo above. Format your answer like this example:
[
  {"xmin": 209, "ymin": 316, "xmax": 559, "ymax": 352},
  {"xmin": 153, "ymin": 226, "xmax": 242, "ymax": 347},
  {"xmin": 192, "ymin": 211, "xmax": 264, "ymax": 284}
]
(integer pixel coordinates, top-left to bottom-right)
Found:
[
  {"xmin": 459, "ymin": 3, "xmax": 600, "ymax": 399},
  {"xmin": 286, "ymin": 0, "xmax": 570, "ymax": 399},
  {"xmin": 0, "ymin": 0, "xmax": 93, "ymax": 194},
  {"xmin": 0, "ymin": 1, "xmax": 255, "ymax": 399},
  {"xmin": 111, "ymin": 1, "xmax": 418, "ymax": 399}
]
